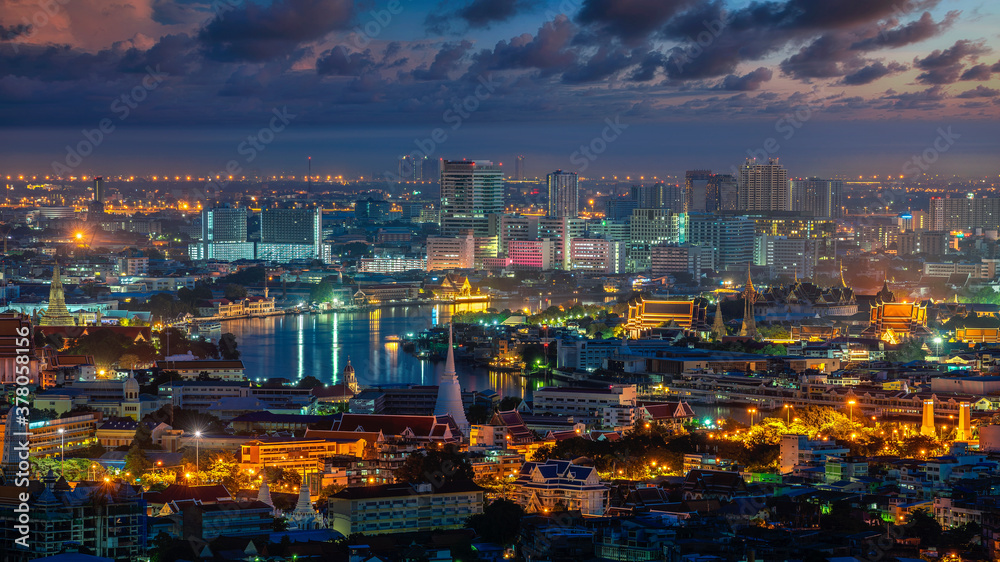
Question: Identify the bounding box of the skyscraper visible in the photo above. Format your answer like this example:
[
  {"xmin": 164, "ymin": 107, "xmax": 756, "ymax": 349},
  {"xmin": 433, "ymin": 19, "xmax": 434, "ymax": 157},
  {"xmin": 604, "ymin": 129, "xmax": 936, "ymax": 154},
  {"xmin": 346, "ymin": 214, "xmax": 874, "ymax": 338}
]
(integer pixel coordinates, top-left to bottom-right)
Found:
[
  {"xmin": 202, "ymin": 207, "xmax": 248, "ymax": 242},
  {"xmin": 791, "ymin": 177, "xmax": 843, "ymax": 218},
  {"xmin": 398, "ymin": 155, "xmax": 427, "ymax": 181},
  {"xmin": 711, "ymin": 174, "xmax": 739, "ymax": 211},
  {"xmin": 688, "ymin": 214, "xmax": 754, "ymax": 272},
  {"xmin": 547, "ymin": 170, "xmax": 579, "ymax": 218},
  {"xmin": 88, "ymin": 176, "xmax": 105, "ymax": 220},
  {"xmin": 257, "ymin": 207, "xmax": 324, "ymax": 261},
  {"xmin": 738, "ymin": 158, "xmax": 789, "ymax": 211},
  {"xmin": 515, "ymin": 155, "xmax": 525, "ymax": 180},
  {"xmin": 685, "ymin": 170, "xmax": 713, "ymax": 213},
  {"xmin": 440, "ymin": 160, "xmax": 504, "ymax": 236},
  {"xmin": 434, "ymin": 325, "xmax": 470, "ymax": 436}
]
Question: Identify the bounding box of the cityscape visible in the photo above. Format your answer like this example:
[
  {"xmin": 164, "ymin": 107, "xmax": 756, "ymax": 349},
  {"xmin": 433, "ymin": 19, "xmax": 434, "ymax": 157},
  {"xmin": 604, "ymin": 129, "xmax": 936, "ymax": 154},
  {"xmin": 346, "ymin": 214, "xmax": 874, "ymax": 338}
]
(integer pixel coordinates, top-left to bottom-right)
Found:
[{"xmin": 2, "ymin": 0, "xmax": 1000, "ymax": 562}]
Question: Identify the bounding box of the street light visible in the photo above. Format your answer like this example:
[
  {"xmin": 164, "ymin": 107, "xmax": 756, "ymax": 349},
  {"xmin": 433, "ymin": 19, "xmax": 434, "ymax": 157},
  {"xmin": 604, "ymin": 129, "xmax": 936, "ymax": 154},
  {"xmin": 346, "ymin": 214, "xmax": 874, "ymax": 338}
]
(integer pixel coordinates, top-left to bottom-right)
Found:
[
  {"xmin": 933, "ymin": 336, "xmax": 943, "ymax": 357},
  {"xmin": 747, "ymin": 408, "xmax": 758, "ymax": 426},
  {"xmin": 848, "ymin": 399, "xmax": 857, "ymax": 422},
  {"xmin": 783, "ymin": 404, "xmax": 793, "ymax": 424},
  {"xmin": 57, "ymin": 428, "xmax": 65, "ymax": 478},
  {"xmin": 194, "ymin": 431, "xmax": 202, "ymax": 485}
]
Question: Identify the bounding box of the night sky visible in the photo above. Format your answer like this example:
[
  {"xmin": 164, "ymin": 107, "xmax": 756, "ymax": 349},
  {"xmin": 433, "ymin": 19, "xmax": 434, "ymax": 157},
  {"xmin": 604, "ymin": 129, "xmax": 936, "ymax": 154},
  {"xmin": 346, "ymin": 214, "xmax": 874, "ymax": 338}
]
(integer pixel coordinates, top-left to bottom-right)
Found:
[{"xmin": 0, "ymin": 0, "xmax": 998, "ymax": 179}]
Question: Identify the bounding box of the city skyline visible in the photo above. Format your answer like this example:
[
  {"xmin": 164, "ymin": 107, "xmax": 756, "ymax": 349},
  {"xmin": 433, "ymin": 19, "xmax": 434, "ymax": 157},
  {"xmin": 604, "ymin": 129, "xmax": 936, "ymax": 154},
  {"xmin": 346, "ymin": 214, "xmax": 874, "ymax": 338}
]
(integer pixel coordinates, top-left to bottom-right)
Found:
[{"xmin": 0, "ymin": 0, "xmax": 997, "ymax": 177}]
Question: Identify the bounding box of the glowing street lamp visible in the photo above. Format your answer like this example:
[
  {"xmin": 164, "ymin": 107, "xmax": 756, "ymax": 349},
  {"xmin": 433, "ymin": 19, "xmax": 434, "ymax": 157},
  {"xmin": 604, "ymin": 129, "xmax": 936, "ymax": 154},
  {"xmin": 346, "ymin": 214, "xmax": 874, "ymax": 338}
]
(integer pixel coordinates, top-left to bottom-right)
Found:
[
  {"xmin": 57, "ymin": 428, "xmax": 65, "ymax": 477},
  {"xmin": 783, "ymin": 404, "xmax": 793, "ymax": 424},
  {"xmin": 848, "ymin": 399, "xmax": 857, "ymax": 422},
  {"xmin": 194, "ymin": 431, "xmax": 202, "ymax": 485}
]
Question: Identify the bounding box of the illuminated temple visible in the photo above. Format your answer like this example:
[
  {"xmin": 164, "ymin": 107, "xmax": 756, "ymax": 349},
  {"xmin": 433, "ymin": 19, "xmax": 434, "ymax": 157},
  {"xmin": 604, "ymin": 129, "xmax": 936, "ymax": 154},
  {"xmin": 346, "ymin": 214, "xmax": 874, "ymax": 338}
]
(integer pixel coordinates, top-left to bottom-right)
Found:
[
  {"xmin": 860, "ymin": 281, "xmax": 931, "ymax": 342},
  {"xmin": 625, "ymin": 297, "xmax": 709, "ymax": 338}
]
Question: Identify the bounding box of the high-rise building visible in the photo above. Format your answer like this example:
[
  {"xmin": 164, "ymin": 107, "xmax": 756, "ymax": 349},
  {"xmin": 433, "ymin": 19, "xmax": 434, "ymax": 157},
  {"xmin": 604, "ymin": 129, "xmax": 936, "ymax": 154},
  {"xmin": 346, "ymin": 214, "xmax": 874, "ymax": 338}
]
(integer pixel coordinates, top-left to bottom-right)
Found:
[
  {"xmin": 630, "ymin": 183, "xmax": 684, "ymax": 211},
  {"xmin": 440, "ymin": 160, "xmax": 504, "ymax": 236},
  {"xmin": 738, "ymin": 158, "xmax": 789, "ymax": 211},
  {"xmin": 427, "ymin": 233, "xmax": 475, "ymax": 270},
  {"xmin": 88, "ymin": 176, "xmax": 105, "ymax": 219},
  {"xmin": 398, "ymin": 155, "xmax": 427, "ymax": 181},
  {"xmin": 547, "ymin": 170, "xmax": 579, "ymax": 218},
  {"xmin": 754, "ymin": 235, "xmax": 819, "ymax": 279},
  {"xmin": 355, "ymin": 198, "xmax": 391, "ymax": 222},
  {"xmin": 687, "ymin": 214, "xmax": 754, "ymax": 272},
  {"xmin": 515, "ymin": 155, "xmax": 525, "ymax": 180},
  {"xmin": 791, "ymin": 177, "xmax": 843, "ymax": 218},
  {"xmin": 203, "ymin": 207, "xmax": 248, "ymax": 242},
  {"xmin": 711, "ymin": 174, "xmax": 739, "ymax": 211},
  {"xmin": 258, "ymin": 207, "xmax": 323, "ymax": 261},
  {"xmin": 628, "ymin": 209, "xmax": 686, "ymax": 271},
  {"xmin": 930, "ymin": 196, "xmax": 1000, "ymax": 231},
  {"xmin": 685, "ymin": 170, "xmax": 713, "ymax": 213},
  {"xmin": 605, "ymin": 198, "xmax": 639, "ymax": 221}
]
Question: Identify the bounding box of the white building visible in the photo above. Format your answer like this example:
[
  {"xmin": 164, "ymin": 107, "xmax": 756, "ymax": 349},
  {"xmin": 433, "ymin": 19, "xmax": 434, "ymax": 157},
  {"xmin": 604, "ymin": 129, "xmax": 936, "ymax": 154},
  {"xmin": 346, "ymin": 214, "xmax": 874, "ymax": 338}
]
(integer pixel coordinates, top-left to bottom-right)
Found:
[
  {"xmin": 532, "ymin": 385, "xmax": 637, "ymax": 428},
  {"xmin": 513, "ymin": 460, "xmax": 607, "ymax": 516}
]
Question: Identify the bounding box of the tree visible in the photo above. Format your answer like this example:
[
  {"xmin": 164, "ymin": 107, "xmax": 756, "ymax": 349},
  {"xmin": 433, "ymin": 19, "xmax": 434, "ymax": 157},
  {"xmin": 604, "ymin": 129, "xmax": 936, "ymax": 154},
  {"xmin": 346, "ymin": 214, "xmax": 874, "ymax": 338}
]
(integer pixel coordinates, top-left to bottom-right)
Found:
[
  {"xmin": 395, "ymin": 444, "xmax": 474, "ymax": 485},
  {"xmin": 467, "ymin": 404, "xmax": 491, "ymax": 425},
  {"xmin": 296, "ymin": 375, "xmax": 323, "ymax": 389},
  {"xmin": 467, "ymin": 499, "xmax": 525, "ymax": 545},
  {"xmin": 124, "ymin": 444, "xmax": 151, "ymax": 482},
  {"xmin": 117, "ymin": 353, "xmax": 143, "ymax": 370},
  {"xmin": 309, "ymin": 280, "xmax": 335, "ymax": 303},
  {"xmin": 219, "ymin": 333, "xmax": 240, "ymax": 360},
  {"xmin": 888, "ymin": 339, "xmax": 926, "ymax": 363},
  {"xmin": 223, "ymin": 284, "xmax": 247, "ymax": 301},
  {"xmin": 498, "ymin": 396, "xmax": 522, "ymax": 411}
]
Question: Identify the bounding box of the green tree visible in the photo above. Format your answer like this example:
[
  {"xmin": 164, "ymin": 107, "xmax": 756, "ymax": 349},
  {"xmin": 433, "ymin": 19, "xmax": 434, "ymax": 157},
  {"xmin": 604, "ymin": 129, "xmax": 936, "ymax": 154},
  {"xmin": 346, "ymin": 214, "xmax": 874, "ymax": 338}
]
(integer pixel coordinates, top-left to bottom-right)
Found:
[
  {"xmin": 467, "ymin": 404, "xmax": 491, "ymax": 425},
  {"xmin": 219, "ymin": 333, "xmax": 240, "ymax": 360},
  {"xmin": 395, "ymin": 444, "xmax": 474, "ymax": 485},
  {"xmin": 124, "ymin": 444, "xmax": 151, "ymax": 482},
  {"xmin": 223, "ymin": 284, "xmax": 247, "ymax": 301},
  {"xmin": 467, "ymin": 499, "xmax": 525, "ymax": 545},
  {"xmin": 888, "ymin": 339, "xmax": 926, "ymax": 363},
  {"xmin": 309, "ymin": 280, "xmax": 335, "ymax": 303}
]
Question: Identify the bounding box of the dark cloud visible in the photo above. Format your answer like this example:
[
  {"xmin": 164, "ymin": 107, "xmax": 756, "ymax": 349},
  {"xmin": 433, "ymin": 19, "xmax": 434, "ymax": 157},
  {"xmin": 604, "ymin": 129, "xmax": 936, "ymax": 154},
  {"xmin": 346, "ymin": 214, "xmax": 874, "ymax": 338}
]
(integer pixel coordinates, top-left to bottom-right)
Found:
[
  {"xmin": 198, "ymin": 0, "xmax": 353, "ymax": 62},
  {"xmin": 151, "ymin": 0, "xmax": 210, "ymax": 26},
  {"xmin": 316, "ymin": 46, "xmax": 376, "ymax": 77},
  {"xmin": 577, "ymin": 0, "xmax": 696, "ymax": 44},
  {"xmin": 841, "ymin": 60, "xmax": 906, "ymax": 85},
  {"xmin": 426, "ymin": 0, "xmax": 537, "ymax": 34},
  {"xmin": 781, "ymin": 32, "xmax": 864, "ymax": 80},
  {"xmin": 957, "ymin": 85, "xmax": 1000, "ymax": 98},
  {"xmin": 716, "ymin": 67, "xmax": 773, "ymax": 90},
  {"xmin": 881, "ymin": 85, "xmax": 947, "ymax": 110},
  {"xmin": 561, "ymin": 45, "xmax": 636, "ymax": 83},
  {"xmin": 0, "ymin": 23, "xmax": 31, "ymax": 41},
  {"xmin": 413, "ymin": 41, "xmax": 473, "ymax": 80},
  {"xmin": 914, "ymin": 39, "xmax": 991, "ymax": 84},
  {"xmin": 118, "ymin": 33, "xmax": 200, "ymax": 76},
  {"xmin": 850, "ymin": 11, "xmax": 958, "ymax": 50},
  {"xmin": 468, "ymin": 16, "xmax": 578, "ymax": 76},
  {"xmin": 960, "ymin": 63, "xmax": 994, "ymax": 81}
]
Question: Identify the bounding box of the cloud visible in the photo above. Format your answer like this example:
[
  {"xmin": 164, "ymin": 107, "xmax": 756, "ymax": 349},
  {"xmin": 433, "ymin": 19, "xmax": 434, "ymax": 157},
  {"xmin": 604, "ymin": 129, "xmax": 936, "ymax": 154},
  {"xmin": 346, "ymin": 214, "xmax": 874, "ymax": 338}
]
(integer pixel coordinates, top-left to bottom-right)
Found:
[
  {"xmin": 316, "ymin": 46, "xmax": 376, "ymax": 76},
  {"xmin": 956, "ymin": 85, "xmax": 1000, "ymax": 98},
  {"xmin": 426, "ymin": 0, "xmax": 537, "ymax": 34},
  {"xmin": 850, "ymin": 11, "xmax": 958, "ymax": 50},
  {"xmin": 881, "ymin": 85, "xmax": 947, "ymax": 110},
  {"xmin": 576, "ymin": 0, "xmax": 696, "ymax": 45},
  {"xmin": 468, "ymin": 16, "xmax": 578, "ymax": 76},
  {"xmin": 413, "ymin": 41, "xmax": 473, "ymax": 80},
  {"xmin": 959, "ymin": 63, "xmax": 994, "ymax": 81},
  {"xmin": 914, "ymin": 39, "xmax": 991, "ymax": 84},
  {"xmin": 198, "ymin": 0, "xmax": 354, "ymax": 62},
  {"xmin": 716, "ymin": 67, "xmax": 773, "ymax": 90},
  {"xmin": 841, "ymin": 60, "xmax": 907, "ymax": 85},
  {"xmin": 0, "ymin": 23, "xmax": 32, "ymax": 41}
]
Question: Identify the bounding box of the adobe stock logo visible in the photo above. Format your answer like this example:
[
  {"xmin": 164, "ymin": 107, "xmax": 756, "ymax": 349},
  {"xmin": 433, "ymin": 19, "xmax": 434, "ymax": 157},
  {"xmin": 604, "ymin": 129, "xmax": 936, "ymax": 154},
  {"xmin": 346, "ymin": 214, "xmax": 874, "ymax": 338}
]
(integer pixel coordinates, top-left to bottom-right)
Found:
[{"xmin": 569, "ymin": 116, "xmax": 629, "ymax": 172}]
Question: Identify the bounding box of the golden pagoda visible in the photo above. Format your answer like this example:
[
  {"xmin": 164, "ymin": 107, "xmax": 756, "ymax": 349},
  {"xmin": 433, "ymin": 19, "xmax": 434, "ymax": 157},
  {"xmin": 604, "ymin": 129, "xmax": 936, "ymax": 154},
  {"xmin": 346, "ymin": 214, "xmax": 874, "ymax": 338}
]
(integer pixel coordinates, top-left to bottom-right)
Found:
[{"xmin": 39, "ymin": 264, "xmax": 76, "ymax": 326}]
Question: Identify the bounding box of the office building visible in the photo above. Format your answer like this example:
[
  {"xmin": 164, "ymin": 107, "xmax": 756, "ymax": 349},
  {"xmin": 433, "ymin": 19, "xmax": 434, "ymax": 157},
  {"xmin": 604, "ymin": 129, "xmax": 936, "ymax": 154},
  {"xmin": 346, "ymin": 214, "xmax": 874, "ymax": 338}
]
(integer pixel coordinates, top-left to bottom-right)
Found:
[
  {"xmin": 569, "ymin": 238, "xmax": 622, "ymax": 273},
  {"xmin": 754, "ymin": 235, "xmax": 819, "ymax": 279},
  {"xmin": 257, "ymin": 207, "xmax": 323, "ymax": 261},
  {"xmin": 738, "ymin": 158, "xmax": 789, "ymax": 211},
  {"xmin": 532, "ymin": 385, "xmax": 637, "ymax": 427},
  {"xmin": 930, "ymin": 196, "xmax": 1000, "ymax": 231},
  {"xmin": 651, "ymin": 244, "xmax": 714, "ymax": 277},
  {"xmin": 604, "ymin": 198, "xmax": 639, "ymax": 221},
  {"xmin": 547, "ymin": 170, "xmax": 579, "ymax": 218},
  {"xmin": 398, "ymin": 155, "xmax": 427, "ymax": 181},
  {"xmin": 198, "ymin": 207, "xmax": 253, "ymax": 261},
  {"xmin": 440, "ymin": 160, "xmax": 504, "ymax": 236},
  {"xmin": 628, "ymin": 209, "xmax": 686, "ymax": 271},
  {"xmin": 685, "ymin": 170, "xmax": 713, "ymax": 213},
  {"xmin": 791, "ymin": 177, "xmax": 843, "ymax": 218},
  {"xmin": 687, "ymin": 214, "xmax": 754, "ymax": 272},
  {"xmin": 711, "ymin": 173, "xmax": 739, "ymax": 211},
  {"xmin": 515, "ymin": 155, "xmax": 525, "ymax": 180},
  {"xmin": 355, "ymin": 198, "xmax": 391, "ymax": 222},
  {"xmin": 426, "ymin": 233, "xmax": 475, "ymax": 270},
  {"xmin": 328, "ymin": 481, "xmax": 484, "ymax": 536}
]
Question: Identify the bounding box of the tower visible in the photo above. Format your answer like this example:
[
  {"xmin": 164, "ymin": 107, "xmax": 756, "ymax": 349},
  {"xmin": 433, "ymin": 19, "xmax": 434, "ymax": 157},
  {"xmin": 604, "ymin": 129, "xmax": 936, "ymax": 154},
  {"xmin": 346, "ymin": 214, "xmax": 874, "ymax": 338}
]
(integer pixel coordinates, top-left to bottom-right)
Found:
[
  {"xmin": 40, "ymin": 264, "xmax": 76, "ymax": 326},
  {"xmin": 256, "ymin": 477, "xmax": 277, "ymax": 516},
  {"xmin": 921, "ymin": 399, "xmax": 936, "ymax": 437},
  {"xmin": 711, "ymin": 298, "xmax": 726, "ymax": 340},
  {"xmin": 739, "ymin": 269, "xmax": 758, "ymax": 338},
  {"xmin": 88, "ymin": 176, "xmax": 105, "ymax": 219},
  {"xmin": 434, "ymin": 325, "xmax": 470, "ymax": 436},
  {"xmin": 343, "ymin": 357, "xmax": 358, "ymax": 394},
  {"xmin": 956, "ymin": 402, "xmax": 972, "ymax": 441},
  {"xmin": 547, "ymin": 170, "xmax": 579, "ymax": 218},
  {"xmin": 287, "ymin": 479, "xmax": 322, "ymax": 530}
]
